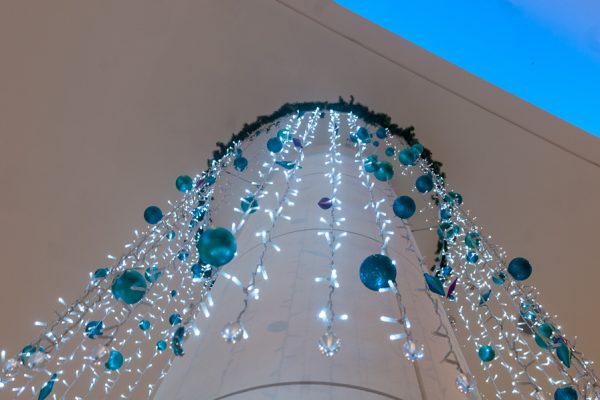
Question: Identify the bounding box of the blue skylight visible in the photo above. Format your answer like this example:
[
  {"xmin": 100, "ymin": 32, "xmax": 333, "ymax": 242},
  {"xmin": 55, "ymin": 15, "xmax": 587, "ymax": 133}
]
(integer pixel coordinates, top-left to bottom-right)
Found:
[{"xmin": 335, "ymin": 0, "xmax": 600, "ymax": 138}]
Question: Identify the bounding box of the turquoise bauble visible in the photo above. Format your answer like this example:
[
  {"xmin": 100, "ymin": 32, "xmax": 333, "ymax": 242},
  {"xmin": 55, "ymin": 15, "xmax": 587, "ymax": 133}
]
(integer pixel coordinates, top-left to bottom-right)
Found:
[
  {"xmin": 556, "ymin": 342, "xmax": 571, "ymax": 368},
  {"xmin": 466, "ymin": 251, "xmax": 479, "ymax": 264},
  {"xmin": 478, "ymin": 345, "xmax": 495, "ymax": 362},
  {"xmin": 197, "ymin": 227, "xmax": 237, "ymax": 267},
  {"xmin": 349, "ymin": 133, "xmax": 358, "ymax": 143},
  {"xmin": 415, "ymin": 175, "xmax": 434, "ymax": 193},
  {"xmin": 412, "ymin": 143, "xmax": 424, "ymax": 157},
  {"xmin": 445, "ymin": 191, "xmax": 463, "ymax": 205},
  {"xmin": 465, "ymin": 232, "xmax": 481, "ymax": 249},
  {"xmin": 93, "ymin": 268, "xmax": 109, "ymax": 279},
  {"xmin": 144, "ymin": 206, "xmax": 163, "ymax": 225},
  {"xmin": 156, "ymin": 340, "xmax": 167, "ymax": 351},
  {"xmin": 85, "ymin": 321, "xmax": 104, "ymax": 339},
  {"xmin": 165, "ymin": 230, "xmax": 176, "ymax": 240},
  {"xmin": 175, "ymin": 175, "xmax": 193, "ymax": 192},
  {"xmin": 105, "ymin": 350, "xmax": 123, "ymax": 370},
  {"xmin": 364, "ymin": 155, "xmax": 379, "ymax": 173},
  {"xmin": 398, "ymin": 148, "xmax": 417, "ymax": 166},
  {"xmin": 376, "ymin": 127, "xmax": 387, "ymax": 139},
  {"xmin": 534, "ymin": 323, "xmax": 554, "ymax": 349},
  {"xmin": 507, "ymin": 257, "xmax": 532, "ymax": 281},
  {"xmin": 374, "ymin": 161, "xmax": 394, "ymax": 181},
  {"xmin": 359, "ymin": 254, "xmax": 396, "ymax": 291},
  {"xmin": 393, "ymin": 196, "xmax": 416, "ymax": 219},
  {"xmin": 233, "ymin": 157, "xmax": 248, "ymax": 172},
  {"xmin": 492, "ymin": 271, "xmax": 506, "ymax": 285},
  {"xmin": 241, "ymin": 196, "xmax": 259, "ymax": 214},
  {"xmin": 554, "ymin": 387, "xmax": 578, "ymax": 400},
  {"xmin": 145, "ymin": 265, "xmax": 161, "ymax": 283},
  {"xmin": 385, "ymin": 147, "xmax": 395, "ymax": 157},
  {"xmin": 356, "ymin": 127, "xmax": 370, "ymax": 142},
  {"xmin": 169, "ymin": 313, "xmax": 182, "ymax": 325},
  {"xmin": 277, "ymin": 128, "xmax": 292, "ymax": 141},
  {"xmin": 20, "ymin": 345, "xmax": 42, "ymax": 365},
  {"xmin": 139, "ymin": 319, "xmax": 150, "ymax": 331},
  {"xmin": 267, "ymin": 137, "xmax": 283, "ymax": 153},
  {"xmin": 111, "ymin": 270, "xmax": 147, "ymax": 305}
]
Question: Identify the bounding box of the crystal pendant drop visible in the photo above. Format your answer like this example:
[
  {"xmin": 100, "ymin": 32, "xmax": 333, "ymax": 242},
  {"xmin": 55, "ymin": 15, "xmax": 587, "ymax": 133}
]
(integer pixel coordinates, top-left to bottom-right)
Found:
[
  {"xmin": 533, "ymin": 390, "xmax": 547, "ymax": 400},
  {"xmin": 26, "ymin": 350, "xmax": 46, "ymax": 369},
  {"xmin": 2, "ymin": 358, "xmax": 17, "ymax": 374},
  {"xmin": 221, "ymin": 321, "xmax": 244, "ymax": 344},
  {"xmin": 88, "ymin": 344, "xmax": 109, "ymax": 364},
  {"xmin": 318, "ymin": 332, "xmax": 341, "ymax": 357},
  {"xmin": 403, "ymin": 340, "xmax": 424, "ymax": 361},
  {"xmin": 455, "ymin": 373, "xmax": 476, "ymax": 394}
]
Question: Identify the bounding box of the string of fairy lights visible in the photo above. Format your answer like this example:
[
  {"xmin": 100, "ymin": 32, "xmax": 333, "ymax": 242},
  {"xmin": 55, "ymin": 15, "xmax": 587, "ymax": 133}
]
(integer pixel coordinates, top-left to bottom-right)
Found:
[{"xmin": 0, "ymin": 107, "xmax": 597, "ymax": 400}]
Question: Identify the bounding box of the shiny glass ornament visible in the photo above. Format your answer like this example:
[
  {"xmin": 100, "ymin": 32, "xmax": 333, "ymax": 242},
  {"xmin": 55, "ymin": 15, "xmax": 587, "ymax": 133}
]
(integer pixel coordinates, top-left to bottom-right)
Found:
[
  {"xmin": 292, "ymin": 137, "xmax": 303, "ymax": 148},
  {"xmin": 534, "ymin": 323, "xmax": 555, "ymax": 349},
  {"xmin": 233, "ymin": 157, "xmax": 248, "ymax": 172},
  {"xmin": 165, "ymin": 230, "xmax": 176, "ymax": 240},
  {"xmin": 455, "ymin": 373, "xmax": 477, "ymax": 394},
  {"xmin": 363, "ymin": 154, "xmax": 378, "ymax": 173},
  {"xmin": 156, "ymin": 340, "xmax": 167, "ymax": 351},
  {"xmin": 105, "ymin": 350, "xmax": 123, "ymax": 370},
  {"xmin": 507, "ymin": 257, "xmax": 532, "ymax": 281},
  {"xmin": 277, "ymin": 128, "xmax": 291, "ymax": 141},
  {"xmin": 111, "ymin": 270, "xmax": 147, "ymax": 305},
  {"xmin": 491, "ymin": 271, "xmax": 506, "ymax": 285},
  {"xmin": 143, "ymin": 205, "xmax": 163, "ymax": 224},
  {"xmin": 556, "ymin": 341, "xmax": 571, "ymax": 368},
  {"xmin": 2, "ymin": 358, "xmax": 17, "ymax": 374},
  {"xmin": 393, "ymin": 196, "xmax": 416, "ymax": 219},
  {"xmin": 372, "ymin": 140, "xmax": 379, "ymax": 147},
  {"xmin": 88, "ymin": 344, "xmax": 109, "ymax": 363},
  {"xmin": 85, "ymin": 321, "xmax": 104, "ymax": 339},
  {"xmin": 170, "ymin": 289, "xmax": 177, "ymax": 297},
  {"xmin": 479, "ymin": 289, "xmax": 491, "ymax": 305},
  {"xmin": 38, "ymin": 373, "xmax": 57, "ymax": 400},
  {"xmin": 171, "ymin": 326, "xmax": 186, "ymax": 357},
  {"xmin": 478, "ymin": 345, "xmax": 495, "ymax": 362},
  {"xmin": 376, "ymin": 127, "xmax": 387, "ymax": 139},
  {"xmin": 318, "ymin": 197, "xmax": 333, "ymax": 210},
  {"xmin": 266, "ymin": 137, "xmax": 283, "ymax": 153},
  {"xmin": 424, "ymin": 273, "xmax": 445, "ymax": 296},
  {"xmin": 412, "ymin": 143, "xmax": 424, "ymax": 157},
  {"xmin": 169, "ymin": 313, "xmax": 182, "ymax": 326},
  {"xmin": 415, "ymin": 174, "xmax": 433, "ymax": 193},
  {"xmin": 175, "ymin": 175, "xmax": 193, "ymax": 192},
  {"xmin": 398, "ymin": 148, "xmax": 417, "ymax": 166},
  {"xmin": 403, "ymin": 340, "xmax": 424, "ymax": 361},
  {"xmin": 144, "ymin": 265, "xmax": 161, "ymax": 283},
  {"xmin": 196, "ymin": 227, "xmax": 237, "ymax": 267},
  {"xmin": 177, "ymin": 249, "xmax": 189, "ymax": 261},
  {"xmin": 359, "ymin": 254, "xmax": 397, "ymax": 291},
  {"xmin": 275, "ymin": 160, "xmax": 296, "ymax": 169},
  {"xmin": 445, "ymin": 191, "xmax": 463, "ymax": 205},
  {"xmin": 139, "ymin": 319, "xmax": 150, "ymax": 331},
  {"xmin": 221, "ymin": 321, "xmax": 244, "ymax": 344},
  {"xmin": 356, "ymin": 127, "xmax": 370, "ymax": 142},
  {"xmin": 19, "ymin": 345, "xmax": 42, "ymax": 366},
  {"xmin": 554, "ymin": 387, "xmax": 578, "ymax": 400},
  {"xmin": 93, "ymin": 268, "xmax": 109, "ymax": 279},
  {"xmin": 385, "ymin": 146, "xmax": 395, "ymax": 157},
  {"xmin": 466, "ymin": 251, "xmax": 478, "ymax": 264},
  {"xmin": 318, "ymin": 332, "xmax": 341, "ymax": 357},
  {"xmin": 374, "ymin": 161, "xmax": 394, "ymax": 181},
  {"xmin": 241, "ymin": 196, "xmax": 259, "ymax": 214},
  {"xmin": 465, "ymin": 231, "xmax": 481, "ymax": 249}
]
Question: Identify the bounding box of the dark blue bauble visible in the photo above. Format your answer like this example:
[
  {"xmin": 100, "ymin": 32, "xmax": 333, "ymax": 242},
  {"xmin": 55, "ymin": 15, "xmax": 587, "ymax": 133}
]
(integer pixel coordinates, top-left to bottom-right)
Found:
[
  {"xmin": 554, "ymin": 387, "xmax": 578, "ymax": 400},
  {"xmin": 466, "ymin": 251, "xmax": 479, "ymax": 264},
  {"xmin": 349, "ymin": 133, "xmax": 358, "ymax": 143},
  {"xmin": 385, "ymin": 147, "xmax": 395, "ymax": 157},
  {"xmin": 478, "ymin": 345, "xmax": 495, "ymax": 362},
  {"xmin": 372, "ymin": 140, "xmax": 379, "ymax": 147},
  {"xmin": 170, "ymin": 289, "xmax": 177, "ymax": 297},
  {"xmin": 144, "ymin": 206, "xmax": 163, "ymax": 225},
  {"xmin": 376, "ymin": 127, "xmax": 387, "ymax": 139},
  {"xmin": 439, "ymin": 207, "xmax": 452, "ymax": 220},
  {"xmin": 398, "ymin": 148, "xmax": 417, "ymax": 166},
  {"xmin": 415, "ymin": 175, "xmax": 434, "ymax": 193},
  {"xmin": 359, "ymin": 254, "xmax": 397, "ymax": 291},
  {"xmin": 393, "ymin": 196, "xmax": 416, "ymax": 219},
  {"xmin": 374, "ymin": 161, "xmax": 394, "ymax": 181},
  {"xmin": 197, "ymin": 227, "xmax": 237, "ymax": 267},
  {"xmin": 241, "ymin": 196, "xmax": 259, "ymax": 214},
  {"xmin": 318, "ymin": 197, "xmax": 333, "ymax": 210},
  {"xmin": 85, "ymin": 321, "xmax": 104, "ymax": 339},
  {"xmin": 111, "ymin": 270, "xmax": 147, "ymax": 305},
  {"xmin": 175, "ymin": 175, "xmax": 193, "ymax": 192},
  {"xmin": 267, "ymin": 137, "xmax": 283, "ymax": 153},
  {"xmin": 356, "ymin": 127, "xmax": 370, "ymax": 142},
  {"xmin": 105, "ymin": 350, "xmax": 123, "ymax": 370},
  {"xmin": 233, "ymin": 157, "xmax": 248, "ymax": 172},
  {"xmin": 364, "ymin": 155, "xmax": 378, "ymax": 173},
  {"xmin": 507, "ymin": 257, "xmax": 532, "ymax": 281}
]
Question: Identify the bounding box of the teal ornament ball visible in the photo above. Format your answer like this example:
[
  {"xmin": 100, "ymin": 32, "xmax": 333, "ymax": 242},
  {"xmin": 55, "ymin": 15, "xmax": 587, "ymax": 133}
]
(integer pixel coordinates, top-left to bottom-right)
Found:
[
  {"xmin": 144, "ymin": 206, "xmax": 163, "ymax": 225},
  {"xmin": 398, "ymin": 148, "xmax": 417, "ymax": 166},
  {"xmin": 139, "ymin": 319, "xmax": 150, "ymax": 331},
  {"xmin": 445, "ymin": 191, "xmax": 463, "ymax": 205},
  {"xmin": 145, "ymin": 265, "xmax": 161, "ymax": 283},
  {"xmin": 507, "ymin": 257, "xmax": 532, "ymax": 281},
  {"xmin": 364, "ymin": 155, "xmax": 379, "ymax": 173},
  {"xmin": 415, "ymin": 175, "xmax": 434, "ymax": 193},
  {"xmin": 374, "ymin": 161, "xmax": 394, "ymax": 181},
  {"xmin": 241, "ymin": 196, "xmax": 259, "ymax": 214},
  {"xmin": 105, "ymin": 350, "xmax": 123, "ymax": 370},
  {"xmin": 393, "ymin": 196, "xmax": 416, "ymax": 219},
  {"xmin": 534, "ymin": 323, "xmax": 554, "ymax": 349},
  {"xmin": 277, "ymin": 128, "xmax": 292, "ymax": 141},
  {"xmin": 165, "ymin": 230, "xmax": 176, "ymax": 240},
  {"xmin": 359, "ymin": 254, "xmax": 396, "ymax": 291},
  {"xmin": 492, "ymin": 271, "xmax": 506, "ymax": 285},
  {"xmin": 465, "ymin": 231, "xmax": 481, "ymax": 249},
  {"xmin": 554, "ymin": 387, "xmax": 578, "ymax": 400},
  {"xmin": 376, "ymin": 127, "xmax": 387, "ymax": 139},
  {"xmin": 85, "ymin": 321, "xmax": 104, "ymax": 339},
  {"xmin": 466, "ymin": 251, "xmax": 479, "ymax": 264},
  {"xmin": 169, "ymin": 313, "xmax": 182, "ymax": 325},
  {"xmin": 267, "ymin": 137, "xmax": 283, "ymax": 153},
  {"xmin": 20, "ymin": 344, "xmax": 42, "ymax": 365},
  {"xmin": 233, "ymin": 157, "xmax": 248, "ymax": 172},
  {"xmin": 156, "ymin": 340, "xmax": 167, "ymax": 351},
  {"xmin": 411, "ymin": 143, "xmax": 424, "ymax": 157},
  {"xmin": 356, "ymin": 127, "xmax": 370, "ymax": 142},
  {"xmin": 197, "ymin": 227, "xmax": 237, "ymax": 267},
  {"xmin": 175, "ymin": 175, "xmax": 193, "ymax": 192},
  {"xmin": 93, "ymin": 268, "xmax": 109, "ymax": 279},
  {"xmin": 478, "ymin": 345, "xmax": 495, "ymax": 362},
  {"xmin": 111, "ymin": 270, "xmax": 147, "ymax": 305},
  {"xmin": 385, "ymin": 147, "xmax": 395, "ymax": 157}
]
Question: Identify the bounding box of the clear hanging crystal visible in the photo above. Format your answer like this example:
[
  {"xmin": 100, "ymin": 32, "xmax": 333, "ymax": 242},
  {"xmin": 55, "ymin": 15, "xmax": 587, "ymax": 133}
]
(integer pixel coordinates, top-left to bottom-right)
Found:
[
  {"xmin": 455, "ymin": 373, "xmax": 476, "ymax": 394},
  {"xmin": 403, "ymin": 340, "xmax": 424, "ymax": 362},
  {"xmin": 533, "ymin": 390, "xmax": 547, "ymax": 400},
  {"xmin": 26, "ymin": 351, "xmax": 46, "ymax": 369},
  {"xmin": 318, "ymin": 331, "xmax": 341, "ymax": 357},
  {"xmin": 221, "ymin": 321, "xmax": 244, "ymax": 344},
  {"xmin": 2, "ymin": 358, "xmax": 17, "ymax": 374},
  {"xmin": 88, "ymin": 344, "xmax": 109, "ymax": 363}
]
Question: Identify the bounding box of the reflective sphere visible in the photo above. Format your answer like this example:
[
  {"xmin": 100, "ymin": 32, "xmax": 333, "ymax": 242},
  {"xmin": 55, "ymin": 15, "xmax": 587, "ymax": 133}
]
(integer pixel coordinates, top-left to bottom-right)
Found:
[
  {"xmin": 466, "ymin": 251, "xmax": 479, "ymax": 264},
  {"xmin": 105, "ymin": 350, "xmax": 123, "ymax": 370},
  {"xmin": 169, "ymin": 313, "xmax": 182, "ymax": 326},
  {"xmin": 374, "ymin": 161, "xmax": 394, "ymax": 182},
  {"xmin": 318, "ymin": 332, "xmax": 341, "ymax": 357},
  {"xmin": 393, "ymin": 196, "xmax": 416, "ymax": 219},
  {"xmin": 363, "ymin": 155, "xmax": 378, "ymax": 173},
  {"xmin": 277, "ymin": 128, "xmax": 291, "ymax": 141},
  {"xmin": 398, "ymin": 148, "xmax": 417, "ymax": 166},
  {"xmin": 139, "ymin": 320, "xmax": 150, "ymax": 331},
  {"xmin": 156, "ymin": 340, "xmax": 167, "ymax": 351},
  {"xmin": 221, "ymin": 321, "xmax": 244, "ymax": 344},
  {"xmin": 143, "ymin": 206, "xmax": 163, "ymax": 225},
  {"xmin": 415, "ymin": 174, "xmax": 434, "ymax": 193},
  {"xmin": 111, "ymin": 270, "xmax": 147, "ymax": 305},
  {"xmin": 318, "ymin": 197, "xmax": 333, "ymax": 210},
  {"xmin": 356, "ymin": 127, "xmax": 370, "ymax": 142},
  {"xmin": 465, "ymin": 231, "xmax": 481, "ymax": 249},
  {"xmin": 241, "ymin": 196, "xmax": 259, "ymax": 214},
  {"xmin": 554, "ymin": 387, "xmax": 578, "ymax": 400},
  {"xmin": 478, "ymin": 345, "xmax": 496, "ymax": 362},
  {"xmin": 412, "ymin": 143, "xmax": 424, "ymax": 157},
  {"xmin": 233, "ymin": 157, "xmax": 248, "ymax": 172},
  {"xmin": 175, "ymin": 175, "xmax": 193, "ymax": 192},
  {"xmin": 359, "ymin": 254, "xmax": 397, "ymax": 291},
  {"xmin": 508, "ymin": 257, "xmax": 532, "ymax": 281},
  {"xmin": 85, "ymin": 321, "xmax": 104, "ymax": 339},
  {"xmin": 197, "ymin": 227, "xmax": 237, "ymax": 267},
  {"xmin": 385, "ymin": 146, "xmax": 395, "ymax": 157},
  {"xmin": 376, "ymin": 127, "xmax": 387, "ymax": 139},
  {"xmin": 266, "ymin": 137, "xmax": 283, "ymax": 153}
]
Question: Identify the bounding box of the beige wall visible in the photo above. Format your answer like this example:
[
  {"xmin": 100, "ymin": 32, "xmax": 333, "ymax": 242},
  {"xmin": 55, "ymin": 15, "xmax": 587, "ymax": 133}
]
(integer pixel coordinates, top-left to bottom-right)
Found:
[{"xmin": 0, "ymin": 0, "xmax": 598, "ymax": 384}]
